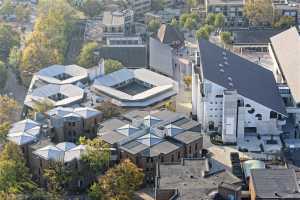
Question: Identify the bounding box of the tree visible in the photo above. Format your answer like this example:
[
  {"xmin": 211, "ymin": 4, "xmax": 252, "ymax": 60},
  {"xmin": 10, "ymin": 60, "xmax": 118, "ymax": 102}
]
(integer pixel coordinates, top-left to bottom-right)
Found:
[
  {"xmin": 179, "ymin": 13, "xmax": 190, "ymax": 27},
  {"xmin": 274, "ymin": 16, "xmax": 295, "ymax": 29},
  {"xmin": 0, "ymin": 95, "xmax": 20, "ymax": 124},
  {"xmin": 32, "ymin": 100, "xmax": 54, "ymax": 114},
  {"xmin": 187, "ymin": 0, "xmax": 198, "ymax": 8},
  {"xmin": 96, "ymin": 102, "xmax": 122, "ymax": 119},
  {"xmin": 0, "ymin": 142, "xmax": 36, "ymax": 195},
  {"xmin": 104, "ymin": 59, "xmax": 123, "ymax": 74},
  {"xmin": 170, "ymin": 18, "xmax": 179, "ymax": 29},
  {"xmin": 0, "ymin": 0, "xmax": 14, "ymax": 17},
  {"xmin": 244, "ymin": 0, "xmax": 273, "ymax": 26},
  {"xmin": 0, "ymin": 122, "xmax": 10, "ymax": 144},
  {"xmin": 15, "ymin": 4, "xmax": 31, "ymax": 23},
  {"xmin": 43, "ymin": 162, "xmax": 72, "ymax": 196},
  {"xmin": 214, "ymin": 13, "xmax": 225, "ymax": 28},
  {"xmin": 184, "ymin": 17, "xmax": 197, "ymax": 30},
  {"xmin": 0, "ymin": 24, "xmax": 20, "ymax": 61},
  {"xmin": 80, "ymin": 137, "xmax": 110, "ymax": 173},
  {"xmin": 148, "ymin": 19, "xmax": 161, "ymax": 32},
  {"xmin": 195, "ymin": 25, "xmax": 213, "ymax": 40},
  {"xmin": 220, "ymin": 31, "xmax": 232, "ymax": 47},
  {"xmin": 89, "ymin": 159, "xmax": 144, "ymax": 200},
  {"xmin": 183, "ymin": 75, "xmax": 192, "ymax": 89},
  {"xmin": 8, "ymin": 46, "xmax": 21, "ymax": 70},
  {"xmin": 205, "ymin": 13, "xmax": 216, "ymax": 26},
  {"xmin": 0, "ymin": 61, "xmax": 7, "ymax": 90},
  {"xmin": 77, "ymin": 42, "xmax": 98, "ymax": 68},
  {"xmin": 164, "ymin": 101, "xmax": 176, "ymax": 112}
]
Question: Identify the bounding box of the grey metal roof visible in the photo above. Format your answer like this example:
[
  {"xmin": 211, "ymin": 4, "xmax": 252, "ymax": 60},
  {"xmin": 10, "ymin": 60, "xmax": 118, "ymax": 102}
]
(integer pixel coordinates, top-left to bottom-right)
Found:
[
  {"xmin": 149, "ymin": 37, "xmax": 174, "ymax": 76},
  {"xmin": 270, "ymin": 27, "xmax": 300, "ymax": 104},
  {"xmin": 7, "ymin": 119, "xmax": 41, "ymax": 145},
  {"xmin": 232, "ymin": 29, "xmax": 283, "ymax": 45},
  {"xmin": 250, "ymin": 169, "xmax": 300, "ymax": 198},
  {"xmin": 157, "ymin": 24, "xmax": 184, "ymax": 45},
  {"xmin": 173, "ymin": 131, "xmax": 202, "ymax": 144},
  {"xmin": 198, "ymin": 39, "xmax": 286, "ymax": 115},
  {"xmin": 96, "ymin": 46, "xmax": 147, "ymax": 68}
]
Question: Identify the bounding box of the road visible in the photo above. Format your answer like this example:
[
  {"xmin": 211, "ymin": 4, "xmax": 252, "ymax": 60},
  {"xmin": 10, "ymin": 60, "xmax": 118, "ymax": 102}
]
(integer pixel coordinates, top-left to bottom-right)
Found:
[{"xmin": 3, "ymin": 67, "xmax": 27, "ymax": 103}]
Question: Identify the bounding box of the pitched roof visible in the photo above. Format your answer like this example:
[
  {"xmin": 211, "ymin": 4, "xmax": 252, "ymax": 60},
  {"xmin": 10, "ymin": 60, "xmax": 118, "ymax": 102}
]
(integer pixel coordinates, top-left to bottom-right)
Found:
[
  {"xmin": 232, "ymin": 29, "xmax": 283, "ymax": 45},
  {"xmin": 157, "ymin": 24, "xmax": 184, "ymax": 45},
  {"xmin": 251, "ymin": 169, "xmax": 300, "ymax": 198},
  {"xmin": 270, "ymin": 27, "xmax": 300, "ymax": 104},
  {"xmin": 34, "ymin": 145, "xmax": 65, "ymax": 161},
  {"xmin": 47, "ymin": 106, "xmax": 101, "ymax": 119},
  {"xmin": 198, "ymin": 39, "xmax": 286, "ymax": 115},
  {"xmin": 116, "ymin": 124, "xmax": 139, "ymax": 136}
]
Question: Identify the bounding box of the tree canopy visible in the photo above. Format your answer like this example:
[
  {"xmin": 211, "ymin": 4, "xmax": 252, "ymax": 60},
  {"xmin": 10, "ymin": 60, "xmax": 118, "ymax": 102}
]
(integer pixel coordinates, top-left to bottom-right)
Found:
[
  {"xmin": 148, "ymin": 19, "xmax": 161, "ymax": 33},
  {"xmin": 0, "ymin": 95, "xmax": 20, "ymax": 124},
  {"xmin": 220, "ymin": 31, "xmax": 232, "ymax": 47},
  {"xmin": 104, "ymin": 59, "xmax": 123, "ymax": 74},
  {"xmin": 244, "ymin": 0, "xmax": 273, "ymax": 26},
  {"xmin": 274, "ymin": 16, "xmax": 295, "ymax": 29},
  {"xmin": 88, "ymin": 159, "xmax": 144, "ymax": 200},
  {"xmin": 0, "ymin": 61, "xmax": 7, "ymax": 90},
  {"xmin": 77, "ymin": 42, "xmax": 98, "ymax": 68},
  {"xmin": 0, "ymin": 24, "xmax": 20, "ymax": 61}
]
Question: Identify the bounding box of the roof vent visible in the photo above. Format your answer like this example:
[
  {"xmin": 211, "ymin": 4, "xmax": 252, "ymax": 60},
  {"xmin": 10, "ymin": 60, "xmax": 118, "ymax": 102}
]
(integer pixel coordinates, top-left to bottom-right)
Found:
[
  {"xmin": 228, "ymin": 77, "xmax": 232, "ymax": 81},
  {"xmin": 222, "ymin": 51, "xmax": 226, "ymax": 56},
  {"xmin": 219, "ymin": 69, "xmax": 224, "ymax": 73},
  {"xmin": 218, "ymin": 63, "xmax": 224, "ymax": 67},
  {"xmin": 229, "ymin": 82, "xmax": 234, "ymax": 87},
  {"xmin": 223, "ymin": 56, "xmax": 228, "ymax": 60},
  {"xmin": 224, "ymin": 61, "xmax": 229, "ymax": 65}
]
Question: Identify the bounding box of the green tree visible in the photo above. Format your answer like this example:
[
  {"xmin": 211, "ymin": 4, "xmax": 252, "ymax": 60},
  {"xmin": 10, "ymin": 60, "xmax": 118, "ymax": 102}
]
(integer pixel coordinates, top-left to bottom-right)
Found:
[
  {"xmin": 0, "ymin": 95, "xmax": 20, "ymax": 124},
  {"xmin": 32, "ymin": 100, "xmax": 54, "ymax": 114},
  {"xmin": 244, "ymin": 0, "xmax": 273, "ymax": 26},
  {"xmin": 88, "ymin": 182, "xmax": 104, "ymax": 200},
  {"xmin": 0, "ymin": 61, "xmax": 7, "ymax": 90},
  {"xmin": 8, "ymin": 46, "xmax": 21, "ymax": 70},
  {"xmin": 205, "ymin": 13, "xmax": 216, "ymax": 25},
  {"xmin": 187, "ymin": 0, "xmax": 198, "ymax": 7},
  {"xmin": 170, "ymin": 18, "xmax": 179, "ymax": 28},
  {"xmin": 220, "ymin": 31, "xmax": 232, "ymax": 47},
  {"xmin": 15, "ymin": 4, "xmax": 31, "ymax": 23},
  {"xmin": 0, "ymin": 142, "xmax": 36, "ymax": 195},
  {"xmin": 81, "ymin": 137, "xmax": 110, "ymax": 173},
  {"xmin": 214, "ymin": 13, "xmax": 225, "ymax": 28},
  {"xmin": 148, "ymin": 19, "xmax": 161, "ymax": 32},
  {"xmin": 0, "ymin": 0, "xmax": 14, "ymax": 16},
  {"xmin": 184, "ymin": 17, "xmax": 197, "ymax": 30},
  {"xmin": 104, "ymin": 59, "xmax": 123, "ymax": 74},
  {"xmin": 183, "ymin": 75, "xmax": 192, "ymax": 89},
  {"xmin": 164, "ymin": 101, "xmax": 176, "ymax": 112},
  {"xmin": 0, "ymin": 24, "xmax": 20, "ymax": 61},
  {"xmin": 195, "ymin": 25, "xmax": 213, "ymax": 40},
  {"xmin": 90, "ymin": 159, "xmax": 144, "ymax": 200},
  {"xmin": 77, "ymin": 42, "xmax": 98, "ymax": 68},
  {"xmin": 274, "ymin": 16, "xmax": 295, "ymax": 29},
  {"xmin": 43, "ymin": 162, "xmax": 72, "ymax": 196},
  {"xmin": 179, "ymin": 13, "xmax": 190, "ymax": 27},
  {"xmin": 0, "ymin": 122, "xmax": 10, "ymax": 144}
]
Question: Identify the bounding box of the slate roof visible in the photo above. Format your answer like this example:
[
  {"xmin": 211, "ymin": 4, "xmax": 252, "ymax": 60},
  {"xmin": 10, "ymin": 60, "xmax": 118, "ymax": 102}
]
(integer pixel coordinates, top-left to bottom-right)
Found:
[
  {"xmin": 157, "ymin": 24, "xmax": 184, "ymax": 45},
  {"xmin": 47, "ymin": 107, "xmax": 101, "ymax": 119},
  {"xmin": 96, "ymin": 46, "xmax": 147, "ymax": 68},
  {"xmin": 232, "ymin": 29, "xmax": 283, "ymax": 45},
  {"xmin": 270, "ymin": 27, "xmax": 300, "ymax": 104},
  {"xmin": 250, "ymin": 169, "xmax": 300, "ymax": 199},
  {"xmin": 198, "ymin": 39, "xmax": 286, "ymax": 115}
]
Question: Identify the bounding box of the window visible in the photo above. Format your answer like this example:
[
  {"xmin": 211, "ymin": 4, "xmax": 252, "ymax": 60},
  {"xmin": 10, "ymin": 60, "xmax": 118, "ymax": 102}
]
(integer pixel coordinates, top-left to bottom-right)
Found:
[
  {"xmin": 160, "ymin": 156, "xmax": 164, "ymax": 163},
  {"xmin": 248, "ymin": 108, "xmax": 255, "ymax": 114},
  {"xmin": 195, "ymin": 143, "xmax": 198, "ymax": 151},
  {"xmin": 189, "ymin": 146, "xmax": 192, "ymax": 154},
  {"xmin": 150, "ymin": 157, "xmax": 153, "ymax": 163},
  {"xmin": 177, "ymin": 152, "xmax": 181, "ymax": 160},
  {"xmin": 255, "ymin": 114, "xmax": 262, "ymax": 120},
  {"xmin": 146, "ymin": 157, "xmax": 150, "ymax": 163},
  {"xmin": 72, "ymin": 122, "xmax": 76, "ymax": 126},
  {"xmin": 171, "ymin": 155, "xmax": 174, "ymax": 162}
]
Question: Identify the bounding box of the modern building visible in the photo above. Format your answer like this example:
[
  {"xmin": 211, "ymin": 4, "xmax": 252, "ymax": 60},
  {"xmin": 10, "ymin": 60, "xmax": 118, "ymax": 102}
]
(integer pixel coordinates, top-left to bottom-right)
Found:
[
  {"xmin": 249, "ymin": 169, "xmax": 300, "ymax": 199},
  {"xmin": 92, "ymin": 68, "xmax": 178, "ymax": 107},
  {"xmin": 269, "ymin": 27, "xmax": 300, "ymax": 127},
  {"xmin": 155, "ymin": 158, "xmax": 242, "ymax": 200},
  {"xmin": 46, "ymin": 106, "xmax": 103, "ymax": 143},
  {"xmin": 102, "ymin": 9, "xmax": 134, "ymax": 38},
  {"xmin": 128, "ymin": 0, "xmax": 151, "ymax": 18},
  {"xmin": 192, "ymin": 39, "xmax": 287, "ymax": 144},
  {"xmin": 149, "ymin": 24, "xmax": 193, "ymax": 81},
  {"xmin": 205, "ymin": 0, "xmax": 245, "ymax": 27},
  {"xmin": 98, "ymin": 109, "xmax": 203, "ymax": 182}
]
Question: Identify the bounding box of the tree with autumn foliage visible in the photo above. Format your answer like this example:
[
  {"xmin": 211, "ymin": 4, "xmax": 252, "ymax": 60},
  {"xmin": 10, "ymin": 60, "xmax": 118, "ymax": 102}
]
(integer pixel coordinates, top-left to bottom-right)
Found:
[{"xmin": 88, "ymin": 159, "xmax": 144, "ymax": 200}]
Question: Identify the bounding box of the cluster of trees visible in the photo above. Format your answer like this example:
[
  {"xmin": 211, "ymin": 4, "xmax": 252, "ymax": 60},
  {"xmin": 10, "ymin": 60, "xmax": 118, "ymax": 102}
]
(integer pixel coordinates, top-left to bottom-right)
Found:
[
  {"xmin": 0, "ymin": 142, "xmax": 53, "ymax": 199},
  {"xmin": 68, "ymin": 0, "xmax": 104, "ymax": 18},
  {"xmin": 195, "ymin": 13, "xmax": 225, "ymax": 40},
  {"xmin": 179, "ymin": 12, "xmax": 199, "ymax": 31},
  {"xmin": 0, "ymin": 0, "xmax": 32, "ymax": 23},
  {"xmin": 19, "ymin": 0, "xmax": 80, "ymax": 85},
  {"xmin": 88, "ymin": 159, "xmax": 144, "ymax": 200},
  {"xmin": 147, "ymin": 19, "xmax": 161, "ymax": 33},
  {"xmin": 244, "ymin": 0, "xmax": 295, "ymax": 28},
  {"xmin": 77, "ymin": 42, "xmax": 99, "ymax": 68}
]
